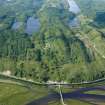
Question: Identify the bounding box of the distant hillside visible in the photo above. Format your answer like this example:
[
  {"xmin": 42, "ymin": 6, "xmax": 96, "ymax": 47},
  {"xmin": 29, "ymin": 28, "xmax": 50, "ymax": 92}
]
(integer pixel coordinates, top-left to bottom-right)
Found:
[{"xmin": 75, "ymin": 0, "xmax": 105, "ymax": 18}]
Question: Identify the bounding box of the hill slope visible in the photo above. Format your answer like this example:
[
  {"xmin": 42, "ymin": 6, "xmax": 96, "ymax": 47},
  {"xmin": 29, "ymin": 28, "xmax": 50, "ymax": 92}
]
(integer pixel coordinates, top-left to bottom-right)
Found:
[{"xmin": 0, "ymin": 0, "xmax": 105, "ymax": 83}]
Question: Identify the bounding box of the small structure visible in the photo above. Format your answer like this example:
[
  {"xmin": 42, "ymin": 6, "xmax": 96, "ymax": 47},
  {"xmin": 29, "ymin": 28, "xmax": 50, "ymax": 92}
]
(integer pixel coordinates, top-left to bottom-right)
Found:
[{"xmin": 2, "ymin": 70, "xmax": 11, "ymax": 76}]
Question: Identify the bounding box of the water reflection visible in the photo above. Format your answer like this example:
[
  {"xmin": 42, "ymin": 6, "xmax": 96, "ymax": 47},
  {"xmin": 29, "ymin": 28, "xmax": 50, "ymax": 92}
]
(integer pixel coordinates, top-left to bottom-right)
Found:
[
  {"xmin": 25, "ymin": 17, "xmax": 40, "ymax": 35},
  {"xmin": 69, "ymin": 17, "xmax": 80, "ymax": 28},
  {"xmin": 12, "ymin": 21, "xmax": 23, "ymax": 30},
  {"xmin": 68, "ymin": 0, "xmax": 81, "ymax": 14}
]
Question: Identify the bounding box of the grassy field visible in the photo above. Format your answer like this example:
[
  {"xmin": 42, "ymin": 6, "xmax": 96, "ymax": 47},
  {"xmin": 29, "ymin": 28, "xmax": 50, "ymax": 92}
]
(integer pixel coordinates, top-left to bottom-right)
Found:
[
  {"xmin": 85, "ymin": 90, "xmax": 105, "ymax": 95},
  {"xmin": 0, "ymin": 82, "xmax": 95, "ymax": 105},
  {"xmin": 0, "ymin": 83, "xmax": 48, "ymax": 105},
  {"xmin": 0, "ymin": 82, "xmax": 96, "ymax": 105}
]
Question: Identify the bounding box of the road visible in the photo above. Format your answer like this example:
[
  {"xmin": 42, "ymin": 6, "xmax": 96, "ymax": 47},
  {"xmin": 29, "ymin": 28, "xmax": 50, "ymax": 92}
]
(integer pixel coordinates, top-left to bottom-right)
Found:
[
  {"xmin": 1, "ymin": 72, "xmax": 105, "ymax": 86},
  {"xmin": 58, "ymin": 84, "xmax": 67, "ymax": 105}
]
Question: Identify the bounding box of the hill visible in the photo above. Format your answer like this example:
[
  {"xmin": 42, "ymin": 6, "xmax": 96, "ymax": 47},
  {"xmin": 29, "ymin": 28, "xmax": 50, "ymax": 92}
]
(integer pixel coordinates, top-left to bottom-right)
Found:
[{"xmin": 0, "ymin": 0, "xmax": 105, "ymax": 83}]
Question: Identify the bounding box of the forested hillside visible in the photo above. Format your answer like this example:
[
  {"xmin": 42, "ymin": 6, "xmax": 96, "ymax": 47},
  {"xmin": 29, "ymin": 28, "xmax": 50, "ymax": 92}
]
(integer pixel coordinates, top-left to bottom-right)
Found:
[{"xmin": 0, "ymin": 0, "xmax": 105, "ymax": 83}]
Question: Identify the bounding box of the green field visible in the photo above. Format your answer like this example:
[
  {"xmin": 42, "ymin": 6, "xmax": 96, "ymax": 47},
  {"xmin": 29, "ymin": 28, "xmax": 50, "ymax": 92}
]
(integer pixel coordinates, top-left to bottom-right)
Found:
[
  {"xmin": 85, "ymin": 90, "xmax": 105, "ymax": 96},
  {"xmin": 0, "ymin": 83, "xmax": 48, "ymax": 105},
  {"xmin": 1, "ymin": 82, "xmax": 105, "ymax": 105},
  {"xmin": 0, "ymin": 82, "xmax": 95, "ymax": 105}
]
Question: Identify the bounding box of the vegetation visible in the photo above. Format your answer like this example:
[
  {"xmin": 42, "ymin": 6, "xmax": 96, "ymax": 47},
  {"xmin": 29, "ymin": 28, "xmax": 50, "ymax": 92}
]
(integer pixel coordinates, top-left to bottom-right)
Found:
[
  {"xmin": 0, "ymin": 0, "xmax": 105, "ymax": 84},
  {"xmin": 0, "ymin": 83, "xmax": 48, "ymax": 105},
  {"xmin": 1, "ymin": 1, "xmax": 105, "ymax": 105},
  {"xmin": 0, "ymin": 82, "xmax": 100, "ymax": 105},
  {"xmin": 75, "ymin": 0, "xmax": 105, "ymax": 18},
  {"xmin": 85, "ymin": 90, "xmax": 105, "ymax": 95}
]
